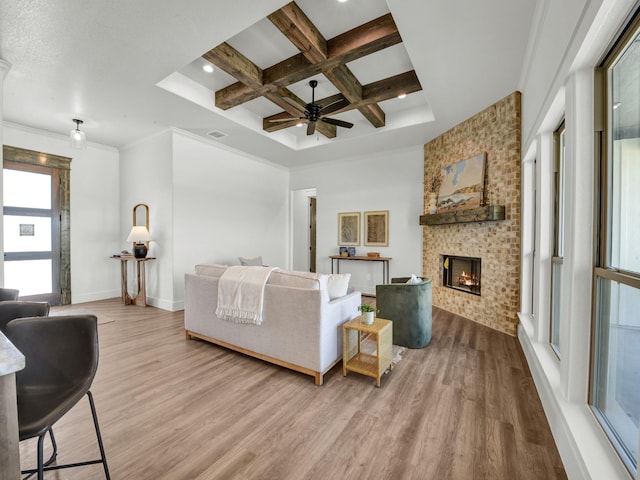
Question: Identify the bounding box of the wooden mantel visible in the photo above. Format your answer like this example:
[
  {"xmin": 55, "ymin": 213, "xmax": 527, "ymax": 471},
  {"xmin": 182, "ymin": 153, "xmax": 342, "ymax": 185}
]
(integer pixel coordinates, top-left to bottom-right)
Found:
[{"xmin": 419, "ymin": 205, "xmax": 505, "ymax": 226}]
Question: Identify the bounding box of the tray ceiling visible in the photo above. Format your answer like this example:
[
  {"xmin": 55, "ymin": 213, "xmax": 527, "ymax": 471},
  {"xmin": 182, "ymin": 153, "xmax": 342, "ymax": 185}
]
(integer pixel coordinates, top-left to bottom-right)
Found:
[{"xmin": 159, "ymin": 0, "xmax": 432, "ymax": 151}]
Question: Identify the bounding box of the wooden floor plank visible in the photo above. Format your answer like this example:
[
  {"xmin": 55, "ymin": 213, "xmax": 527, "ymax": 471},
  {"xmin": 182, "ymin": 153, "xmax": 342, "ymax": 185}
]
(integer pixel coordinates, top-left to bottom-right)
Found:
[{"xmin": 14, "ymin": 300, "xmax": 567, "ymax": 479}]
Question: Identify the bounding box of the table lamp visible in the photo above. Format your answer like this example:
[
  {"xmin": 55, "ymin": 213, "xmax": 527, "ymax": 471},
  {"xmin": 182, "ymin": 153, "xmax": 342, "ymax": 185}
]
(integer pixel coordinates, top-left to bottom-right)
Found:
[{"xmin": 127, "ymin": 226, "xmax": 152, "ymax": 258}]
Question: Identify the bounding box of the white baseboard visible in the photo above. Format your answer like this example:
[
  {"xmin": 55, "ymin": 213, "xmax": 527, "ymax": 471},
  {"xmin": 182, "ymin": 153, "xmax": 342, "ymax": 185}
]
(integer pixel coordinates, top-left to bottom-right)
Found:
[
  {"xmin": 146, "ymin": 297, "xmax": 184, "ymax": 312},
  {"xmin": 71, "ymin": 289, "xmax": 120, "ymax": 304},
  {"xmin": 70, "ymin": 291, "xmax": 183, "ymax": 312}
]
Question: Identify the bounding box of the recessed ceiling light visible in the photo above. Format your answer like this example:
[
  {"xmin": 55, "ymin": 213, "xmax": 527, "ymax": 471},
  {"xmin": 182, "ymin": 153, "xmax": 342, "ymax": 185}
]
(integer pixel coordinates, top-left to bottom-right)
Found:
[
  {"xmin": 296, "ymin": 123, "xmax": 304, "ymax": 128},
  {"xmin": 337, "ymin": 0, "xmax": 348, "ymax": 3},
  {"xmin": 397, "ymin": 93, "xmax": 407, "ymax": 99},
  {"xmin": 202, "ymin": 64, "xmax": 214, "ymax": 73},
  {"xmin": 613, "ymin": 101, "xmax": 621, "ymax": 109}
]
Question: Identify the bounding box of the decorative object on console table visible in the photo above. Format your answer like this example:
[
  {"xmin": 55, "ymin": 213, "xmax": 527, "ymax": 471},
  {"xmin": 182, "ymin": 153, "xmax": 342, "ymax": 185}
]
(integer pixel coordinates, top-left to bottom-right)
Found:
[
  {"xmin": 367, "ymin": 252, "xmax": 380, "ymax": 258},
  {"xmin": 338, "ymin": 212, "xmax": 361, "ymax": 246},
  {"xmin": 364, "ymin": 210, "xmax": 389, "ymax": 247},
  {"xmin": 339, "ymin": 247, "xmax": 348, "ymax": 257},
  {"xmin": 127, "ymin": 226, "xmax": 152, "ymax": 258},
  {"xmin": 347, "ymin": 247, "xmax": 356, "ymax": 257}
]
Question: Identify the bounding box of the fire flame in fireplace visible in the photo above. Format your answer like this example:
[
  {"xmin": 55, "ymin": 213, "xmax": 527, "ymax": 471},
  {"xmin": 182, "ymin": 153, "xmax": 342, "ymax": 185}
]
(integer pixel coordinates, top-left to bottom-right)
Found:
[{"xmin": 457, "ymin": 271, "xmax": 479, "ymax": 287}]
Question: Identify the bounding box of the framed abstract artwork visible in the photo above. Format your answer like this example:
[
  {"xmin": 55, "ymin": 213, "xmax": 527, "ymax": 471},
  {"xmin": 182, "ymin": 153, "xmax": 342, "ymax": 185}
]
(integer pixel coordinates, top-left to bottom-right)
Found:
[
  {"xmin": 437, "ymin": 153, "xmax": 486, "ymax": 213},
  {"xmin": 338, "ymin": 212, "xmax": 361, "ymax": 246},
  {"xmin": 364, "ymin": 210, "xmax": 389, "ymax": 247}
]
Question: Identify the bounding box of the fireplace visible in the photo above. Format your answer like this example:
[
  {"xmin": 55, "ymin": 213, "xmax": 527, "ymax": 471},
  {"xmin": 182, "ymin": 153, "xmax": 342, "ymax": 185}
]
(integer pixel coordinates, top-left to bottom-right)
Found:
[{"xmin": 442, "ymin": 255, "xmax": 481, "ymax": 295}]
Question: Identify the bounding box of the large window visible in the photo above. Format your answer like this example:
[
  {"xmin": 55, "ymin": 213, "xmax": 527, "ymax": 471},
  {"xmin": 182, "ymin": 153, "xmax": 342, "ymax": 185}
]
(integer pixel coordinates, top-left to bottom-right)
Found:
[
  {"xmin": 592, "ymin": 13, "xmax": 640, "ymax": 475},
  {"xmin": 550, "ymin": 121, "xmax": 565, "ymax": 355}
]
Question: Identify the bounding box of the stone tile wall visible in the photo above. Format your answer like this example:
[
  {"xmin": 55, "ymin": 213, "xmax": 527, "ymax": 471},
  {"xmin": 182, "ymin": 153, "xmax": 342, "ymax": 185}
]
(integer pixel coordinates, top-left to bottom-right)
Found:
[{"xmin": 423, "ymin": 92, "xmax": 521, "ymax": 335}]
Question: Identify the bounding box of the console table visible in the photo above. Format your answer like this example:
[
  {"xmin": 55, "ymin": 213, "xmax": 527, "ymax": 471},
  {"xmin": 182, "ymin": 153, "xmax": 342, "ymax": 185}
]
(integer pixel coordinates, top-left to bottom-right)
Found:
[
  {"xmin": 329, "ymin": 255, "xmax": 391, "ymax": 284},
  {"xmin": 113, "ymin": 255, "xmax": 155, "ymax": 307}
]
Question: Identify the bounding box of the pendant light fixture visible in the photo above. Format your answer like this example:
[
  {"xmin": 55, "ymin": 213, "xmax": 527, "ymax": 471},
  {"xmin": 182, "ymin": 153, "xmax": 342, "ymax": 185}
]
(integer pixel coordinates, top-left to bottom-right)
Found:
[{"xmin": 70, "ymin": 118, "xmax": 86, "ymax": 149}]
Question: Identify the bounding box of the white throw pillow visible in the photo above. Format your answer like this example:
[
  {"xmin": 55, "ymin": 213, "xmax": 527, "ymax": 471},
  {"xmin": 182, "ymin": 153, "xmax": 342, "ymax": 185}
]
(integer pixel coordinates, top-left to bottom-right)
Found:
[
  {"xmin": 406, "ymin": 274, "xmax": 423, "ymax": 285},
  {"xmin": 326, "ymin": 273, "xmax": 351, "ymax": 300},
  {"xmin": 239, "ymin": 256, "xmax": 263, "ymax": 266}
]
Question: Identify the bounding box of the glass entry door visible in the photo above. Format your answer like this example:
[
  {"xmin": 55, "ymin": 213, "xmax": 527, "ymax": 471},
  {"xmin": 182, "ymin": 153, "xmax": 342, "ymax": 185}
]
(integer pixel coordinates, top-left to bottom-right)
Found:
[{"xmin": 3, "ymin": 163, "xmax": 61, "ymax": 305}]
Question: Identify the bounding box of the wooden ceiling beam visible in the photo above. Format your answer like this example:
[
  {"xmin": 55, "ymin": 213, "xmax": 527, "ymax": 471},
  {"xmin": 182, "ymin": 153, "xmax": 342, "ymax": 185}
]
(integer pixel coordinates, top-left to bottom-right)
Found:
[
  {"xmin": 362, "ymin": 70, "xmax": 423, "ymax": 102},
  {"xmin": 268, "ymin": 2, "xmax": 327, "ymax": 63},
  {"xmin": 263, "ymin": 71, "xmax": 421, "ymax": 132},
  {"xmin": 267, "ymin": 2, "xmax": 388, "ymax": 129},
  {"xmin": 202, "ymin": 42, "xmax": 263, "ymax": 88},
  {"xmin": 213, "ymin": 13, "xmax": 401, "ymax": 110},
  {"xmin": 204, "ymin": 41, "xmax": 335, "ymax": 138},
  {"xmin": 323, "ymin": 66, "xmax": 385, "ymax": 128},
  {"xmin": 327, "ymin": 13, "xmax": 401, "ymax": 61}
]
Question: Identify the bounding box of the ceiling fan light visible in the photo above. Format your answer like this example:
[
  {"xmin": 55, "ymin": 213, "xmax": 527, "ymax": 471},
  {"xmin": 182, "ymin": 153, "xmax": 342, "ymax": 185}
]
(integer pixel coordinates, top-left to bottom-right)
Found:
[
  {"xmin": 296, "ymin": 122, "xmax": 304, "ymax": 128},
  {"xmin": 69, "ymin": 119, "xmax": 87, "ymax": 149},
  {"xmin": 398, "ymin": 93, "xmax": 407, "ymax": 99},
  {"xmin": 202, "ymin": 64, "xmax": 214, "ymax": 73}
]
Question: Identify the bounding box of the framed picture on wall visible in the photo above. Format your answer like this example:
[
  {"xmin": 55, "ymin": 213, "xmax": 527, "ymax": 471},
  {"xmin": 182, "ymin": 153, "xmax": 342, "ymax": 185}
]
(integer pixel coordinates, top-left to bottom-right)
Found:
[
  {"xmin": 437, "ymin": 152, "xmax": 486, "ymax": 213},
  {"xmin": 338, "ymin": 212, "xmax": 361, "ymax": 246},
  {"xmin": 364, "ymin": 210, "xmax": 389, "ymax": 247}
]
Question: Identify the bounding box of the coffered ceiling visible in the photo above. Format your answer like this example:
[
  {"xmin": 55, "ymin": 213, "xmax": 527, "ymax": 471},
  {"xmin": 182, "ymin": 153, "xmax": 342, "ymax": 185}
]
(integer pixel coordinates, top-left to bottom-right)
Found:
[
  {"xmin": 0, "ymin": 0, "xmax": 537, "ymax": 168},
  {"xmin": 202, "ymin": 2, "xmax": 421, "ymax": 139},
  {"xmin": 159, "ymin": 0, "xmax": 431, "ymax": 154}
]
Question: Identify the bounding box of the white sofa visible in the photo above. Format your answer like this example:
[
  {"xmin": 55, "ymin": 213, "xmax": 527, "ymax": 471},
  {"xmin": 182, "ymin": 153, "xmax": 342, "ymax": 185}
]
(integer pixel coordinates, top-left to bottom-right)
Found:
[{"xmin": 184, "ymin": 265, "xmax": 361, "ymax": 385}]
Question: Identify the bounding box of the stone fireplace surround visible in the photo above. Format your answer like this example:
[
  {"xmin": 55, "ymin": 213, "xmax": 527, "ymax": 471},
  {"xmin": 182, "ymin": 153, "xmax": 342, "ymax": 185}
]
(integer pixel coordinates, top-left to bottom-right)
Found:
[{"xmin": 422, "ymin": 92, "xmax": 521, "ymax": 336}]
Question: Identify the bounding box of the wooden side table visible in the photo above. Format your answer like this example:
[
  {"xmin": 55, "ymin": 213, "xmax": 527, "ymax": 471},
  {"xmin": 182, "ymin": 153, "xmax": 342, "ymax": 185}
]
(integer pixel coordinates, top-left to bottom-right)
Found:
[
  {"xmin": 343, "ymin": 316, "xmax": 393, "ymax": 387},
  {"xmin": 113, "ymin": 255, "xmax": 155, "ymax": 307}
]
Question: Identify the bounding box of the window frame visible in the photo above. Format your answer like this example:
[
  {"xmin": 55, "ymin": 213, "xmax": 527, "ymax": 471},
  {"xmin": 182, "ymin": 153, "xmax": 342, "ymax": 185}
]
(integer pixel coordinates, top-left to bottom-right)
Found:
[
  {"xmin": 550, "ymin": 119, "xmax": 565, "ymax": 356},
  {"xmin": 590, "ymin": 9, "xmax": 640, "ymax": 475}
]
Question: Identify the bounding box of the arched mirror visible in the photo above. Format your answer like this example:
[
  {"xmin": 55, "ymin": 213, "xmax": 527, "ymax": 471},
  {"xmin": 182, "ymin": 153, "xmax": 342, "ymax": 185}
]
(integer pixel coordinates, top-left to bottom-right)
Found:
[
  {"xmin": 127, "ymin": 203, "xmax": 151, "ymax": 258},
  {"xmin": 133, "ymin": 203, "xmax": 149, "ymax": 232}
]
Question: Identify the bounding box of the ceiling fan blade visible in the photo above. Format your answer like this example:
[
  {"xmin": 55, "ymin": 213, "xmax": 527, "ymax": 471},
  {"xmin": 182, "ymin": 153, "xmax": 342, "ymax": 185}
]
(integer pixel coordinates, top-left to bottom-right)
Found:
[
  {"xmin": 268, "ymin": 117, "xmax": 303, "ymax": 122},
  {"xmin": 321, "ymin": 117, "xmax": 353, "ymax": 129},
  {"xmin": 307, "ymin": 121, "xmax": 317, "ymax": 136},
  {"xmin": 319, "ymin": 98, "xmax": 350, "ymax": 116}
]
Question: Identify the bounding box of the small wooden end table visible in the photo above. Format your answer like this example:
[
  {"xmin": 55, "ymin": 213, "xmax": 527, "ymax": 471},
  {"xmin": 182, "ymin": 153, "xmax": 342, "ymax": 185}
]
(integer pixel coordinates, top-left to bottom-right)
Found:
[{"xmin": 343, "ymin": 316, "xmax": 393, "ymax": 387}]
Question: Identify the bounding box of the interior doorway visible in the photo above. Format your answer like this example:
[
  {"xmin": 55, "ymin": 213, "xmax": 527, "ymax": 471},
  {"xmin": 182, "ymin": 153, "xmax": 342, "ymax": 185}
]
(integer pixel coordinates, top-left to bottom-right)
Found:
[
  {"xmin": 292, "ymin": 188, "xmax": 317, "ymax": 273},
  {"xmin": 309, "ymin": 197, "xmax": 316, "ymax": 272}
]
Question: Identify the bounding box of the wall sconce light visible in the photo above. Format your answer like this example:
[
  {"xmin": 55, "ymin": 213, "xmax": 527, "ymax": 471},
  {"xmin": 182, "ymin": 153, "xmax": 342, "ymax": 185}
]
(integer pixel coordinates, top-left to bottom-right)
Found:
[
  {"xmin": 127, "ymin": 226, "xmax": 152, "ymax": 258},
  {"xmin": 70, "ymin": 119, "xmax": 86, "ymax": 149}
]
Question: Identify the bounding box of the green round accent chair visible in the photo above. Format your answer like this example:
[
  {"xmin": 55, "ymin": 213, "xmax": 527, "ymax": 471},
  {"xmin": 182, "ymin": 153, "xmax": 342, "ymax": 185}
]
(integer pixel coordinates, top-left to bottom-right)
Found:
[{"xmin": 375, "ymin": 277, "xmax": 432, "ymax": 349}]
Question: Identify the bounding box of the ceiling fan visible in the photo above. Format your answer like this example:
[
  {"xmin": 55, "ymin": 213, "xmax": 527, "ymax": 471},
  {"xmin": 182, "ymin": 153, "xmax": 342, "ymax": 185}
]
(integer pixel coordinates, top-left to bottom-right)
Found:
[{"xmin": 274, "ymin": 80, "xmax": 354, "ymax": 135}]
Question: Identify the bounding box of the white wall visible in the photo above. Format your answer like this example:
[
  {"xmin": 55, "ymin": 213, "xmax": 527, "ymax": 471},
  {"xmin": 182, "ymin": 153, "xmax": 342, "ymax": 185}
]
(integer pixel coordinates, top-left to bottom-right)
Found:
[
  {"xmin": 3, "ymin": 122, "xmax": 121, "ymax": 303},
  {"xmin": 172, "ymin": 130, "xmax": 290, "ymax": 306},
  {"xmin": 290, "ymin": 146, "xmax": 423, "ymax": 295},
  {"xmin": 119, "ymin": 130, "xmax": 174, "ymax": 309}
]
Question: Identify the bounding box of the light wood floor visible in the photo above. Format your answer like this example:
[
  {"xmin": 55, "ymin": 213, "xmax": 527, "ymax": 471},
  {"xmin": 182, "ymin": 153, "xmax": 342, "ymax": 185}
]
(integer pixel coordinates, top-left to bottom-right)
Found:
[{"xmin": 18, "ymin": 298, "xmax": 567, "ymax": 479}]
